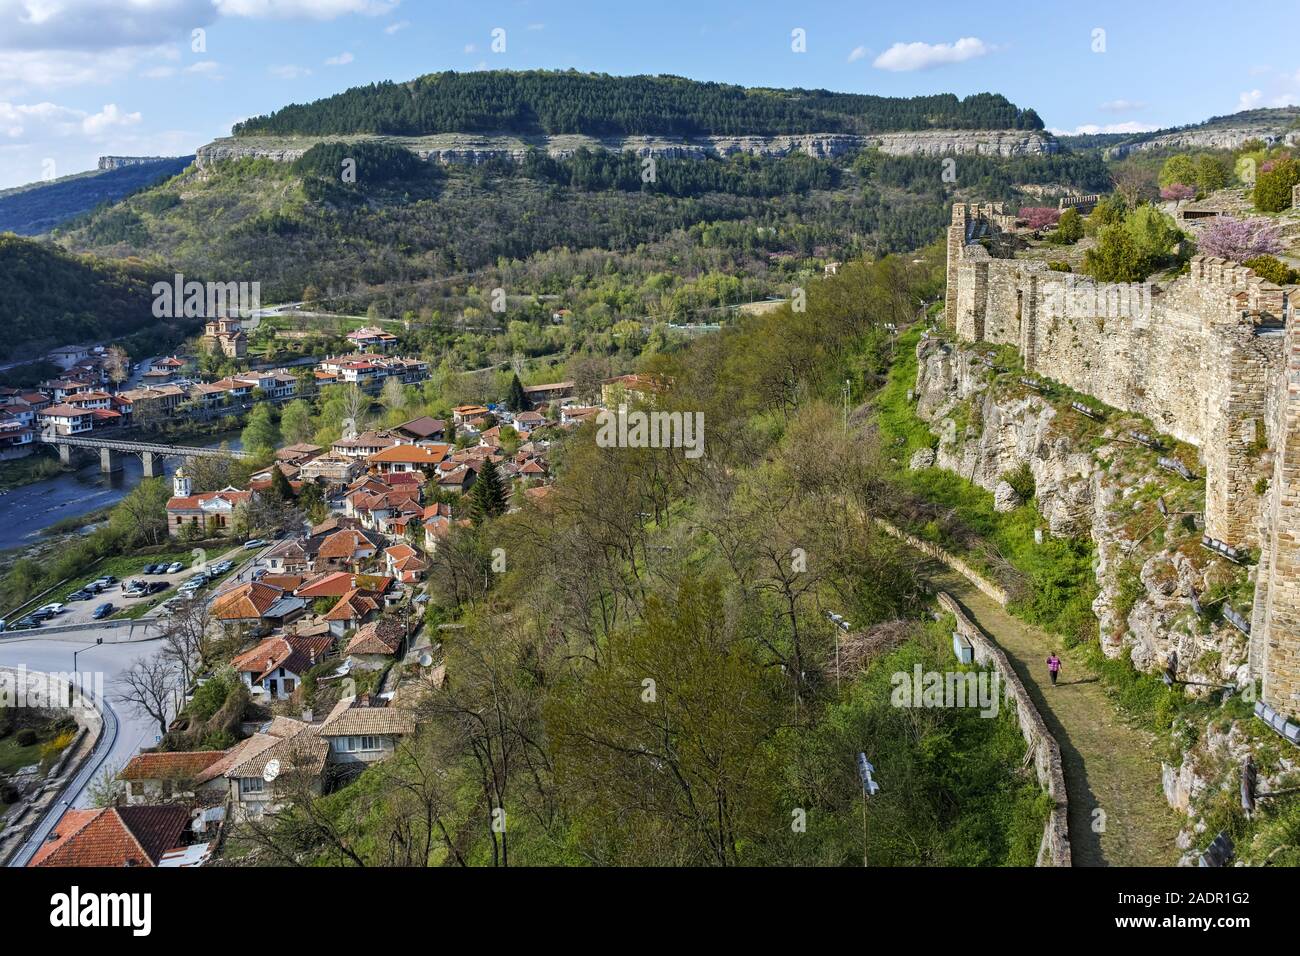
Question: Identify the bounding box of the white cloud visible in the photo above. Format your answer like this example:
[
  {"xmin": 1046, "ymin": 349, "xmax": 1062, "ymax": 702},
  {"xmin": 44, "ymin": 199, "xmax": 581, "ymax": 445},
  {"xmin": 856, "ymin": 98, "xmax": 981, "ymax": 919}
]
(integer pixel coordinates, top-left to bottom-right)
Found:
[
  {"xmin": 1237, "ymin": 89, "xmax": 1264, "ymax": 111},
  {"xmin": 269, "ymin": 64, "xmax": 311, "ymax": 79},
  {"xmin": 0, "ymin": 0, "xmax": 217, "ymax": 52},
  {"xmin": 0, "ymin": 99, "xmax": 140, "ymax": 139},
  {"xmin": 872, "ymin": 37, "xmax": 992, "ymax": 72},
  {"xmin": 384, "ymin": 19, "xmax": 409, "ymax": 34},
  {"xmin": 1049, "ymin": 121, "xmax": 1159, "ymax": 136},
  {"xmin": 214, "ymin": 0, "xmax": 397, "ymax": 19},
  {"xmin": 464, "ymin": 43, "xmax": 478, "ymax": 54},
  {"xmin": 847, "ymin": 45, "xmax": 868, "ymax": 63},
  {"xmin": 325, "ymin": 51, "xmax": 354, "ymax": 66},
  {"xmin": 185, "ymin": 60, "xmax": 223, "ymax": 80},
  {"xmin": 81, "ymin": 102, "xmax": 141, "ymax": 135},
  {"xmin": 142, "ymin": 65, "xmax": 177, "ymax": 79},
  {"xmin": 526, "ymin": 23, "xmax": 544, "ymax": 31},
  {"xmin": 1098, "ymin": 99, "xmax": 1147, "ymax": 113}
]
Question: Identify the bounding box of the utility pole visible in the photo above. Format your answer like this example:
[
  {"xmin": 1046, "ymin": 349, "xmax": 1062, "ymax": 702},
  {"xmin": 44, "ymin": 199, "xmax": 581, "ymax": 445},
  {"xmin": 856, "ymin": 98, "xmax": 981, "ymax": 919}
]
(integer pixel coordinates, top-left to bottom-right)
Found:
[
  {"xmin": 841, "ymin": 379, "xmax": 851, "ymax": 433},
  {"xmin": 857, "ymin": 753, "xmax": 880, "ymax": 867}
]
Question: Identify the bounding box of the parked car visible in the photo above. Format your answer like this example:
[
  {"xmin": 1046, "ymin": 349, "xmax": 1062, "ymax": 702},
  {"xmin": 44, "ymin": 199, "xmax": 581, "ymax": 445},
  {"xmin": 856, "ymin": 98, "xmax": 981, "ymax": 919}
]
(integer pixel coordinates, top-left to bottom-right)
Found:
[
  {"xmin": 92, "ymin": 603, "xmax": 114, "ymax": 619},
  {"xmin": 178, "ymin": 579, "xmax": 204, "ymax": 593},
  {"xmin": 166, "ymin": 562, "xmax": 184, "ymax": 574},
  {"xmin": 146, "ymin": 581, "xmax": 168, "ymax": 594},
  {"xmin": 11, "ymin": 616, "xmax": 42, "ymax": 630},
  {"xmin": 36, "ymin": 603, "xmax": 65, "ymax": 616},
  {"xmin": 67, "ymin": 590, "xmax": 93, "ymax": 601},
  {"xmin": 123, "ymin": 581, "xmax": 148, "ymax": 597},
  {"xmin": 243, "ymin": 539, "xmax": 267, "ymax": 550}
]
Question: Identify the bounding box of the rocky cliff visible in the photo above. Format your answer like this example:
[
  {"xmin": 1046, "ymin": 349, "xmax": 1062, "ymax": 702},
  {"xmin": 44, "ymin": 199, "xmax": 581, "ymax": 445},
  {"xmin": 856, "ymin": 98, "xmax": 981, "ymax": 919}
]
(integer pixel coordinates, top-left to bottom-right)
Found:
[
  {"xmin": 196, "ymin": 129, "xmax": 1057, "ymax": 169},
  {"xmin": 1106, "ymin": 126, "xmax": 1300, "ymax": 158},
  {"xmin": 97, "ymin": 155, "xmax": 180, "ymax": 170}
]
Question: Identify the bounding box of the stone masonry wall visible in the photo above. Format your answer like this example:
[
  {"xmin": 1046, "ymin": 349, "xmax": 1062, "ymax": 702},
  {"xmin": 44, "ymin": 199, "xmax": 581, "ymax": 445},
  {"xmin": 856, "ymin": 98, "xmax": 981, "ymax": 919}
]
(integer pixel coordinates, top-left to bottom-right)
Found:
[
  {"xmin": 1253, "ymin": 314, "xmax": 1300, "ymax": 717},
  {"xmin": 944, "ymin": 202, "xmax": 1300, "ymax": 719}
]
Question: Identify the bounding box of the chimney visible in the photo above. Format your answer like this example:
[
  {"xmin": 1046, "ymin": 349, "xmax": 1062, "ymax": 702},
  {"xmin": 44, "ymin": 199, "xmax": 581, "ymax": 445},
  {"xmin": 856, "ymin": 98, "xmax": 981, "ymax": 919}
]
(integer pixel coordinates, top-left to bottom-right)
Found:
[{"xmin": 302, "ymin": 708, "xmax": 313, "ymax": 722}]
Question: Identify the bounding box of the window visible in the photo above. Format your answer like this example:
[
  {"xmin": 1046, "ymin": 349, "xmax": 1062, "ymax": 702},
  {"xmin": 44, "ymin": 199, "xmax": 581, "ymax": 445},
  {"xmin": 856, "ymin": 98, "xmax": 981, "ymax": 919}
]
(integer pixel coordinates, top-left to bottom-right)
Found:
[
  {"xmin": 338, "ymin": 735, "xmax": 381, "ymax": 753},
  {"xmin": 239, "ymin": 777, "xmax": 264, "ymax": 795},
  {"xmin": 129, "ymin": 782, "xmax": 143, "ymax": 797}
]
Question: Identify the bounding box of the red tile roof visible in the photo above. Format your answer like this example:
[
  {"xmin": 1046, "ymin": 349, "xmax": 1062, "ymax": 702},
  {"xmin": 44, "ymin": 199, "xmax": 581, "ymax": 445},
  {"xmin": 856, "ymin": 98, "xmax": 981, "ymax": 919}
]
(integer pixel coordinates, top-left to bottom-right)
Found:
[
  {"xmin": 30, "ymin": 806, "xmax": 191, "ymax": 868},
  {"xmin": 119, "ymin": 750, "xmax": 226, "ymax": 781}
]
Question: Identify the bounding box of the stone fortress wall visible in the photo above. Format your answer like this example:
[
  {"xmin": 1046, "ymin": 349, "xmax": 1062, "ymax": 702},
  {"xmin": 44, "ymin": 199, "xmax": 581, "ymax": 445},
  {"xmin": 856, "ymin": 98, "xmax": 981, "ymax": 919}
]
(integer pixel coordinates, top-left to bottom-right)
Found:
[{"xmin": 945, "ymin": 202, "xmax": 1300, "ymax": 720}]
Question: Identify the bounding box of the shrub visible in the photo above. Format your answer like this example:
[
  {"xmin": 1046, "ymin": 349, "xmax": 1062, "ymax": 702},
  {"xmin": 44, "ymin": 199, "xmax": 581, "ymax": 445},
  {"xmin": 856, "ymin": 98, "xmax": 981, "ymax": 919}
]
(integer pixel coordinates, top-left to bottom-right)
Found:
[
  {"xmin": 1002, "ymin": 461, "xmax": 1036, "ymax": 500},
  {"xmin": 1047, "ymin": 261, "xmax": 1072, "ymax": 272},
  {"xmin": 1085, "ymin": 223, "xmax": 1151, "ymax": 282},
  {"xmin": 1049, "ymin": 207, "xmax": 1083, "ymax": 244},
  {"xmin": 1244, "ymin": 254, "xmax": 1298, "ymax": 285},
  {"xmin": 1253, "ymin": 158, "xmax": 1298, "ymax": 213},
  {"xmin": 15, "ymin": 728, "xmax": 37, "ymax": 746}
]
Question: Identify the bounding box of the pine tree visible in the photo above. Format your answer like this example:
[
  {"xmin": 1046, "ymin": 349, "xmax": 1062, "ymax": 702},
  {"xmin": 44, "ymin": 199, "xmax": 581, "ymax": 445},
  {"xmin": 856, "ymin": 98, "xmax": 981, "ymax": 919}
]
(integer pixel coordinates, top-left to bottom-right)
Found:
[
  {"xmin": 469, "ymin": 459, "xmax": 507, "ymax": 524},
  {"xmin": 270, "ymin": 465, "xmax": 295, "ymax": 501},
  {"xmin": 507, "ymin": 374, "xmax": 528, "ymax": 412}
]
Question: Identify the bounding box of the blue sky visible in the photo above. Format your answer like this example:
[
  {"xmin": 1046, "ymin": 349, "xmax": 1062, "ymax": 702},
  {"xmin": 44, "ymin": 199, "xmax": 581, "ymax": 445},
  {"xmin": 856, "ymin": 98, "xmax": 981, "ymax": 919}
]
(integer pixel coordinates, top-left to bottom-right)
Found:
[{"xmin": 1, "ymin": 0, "xmax": 1298, "ymax": 189}]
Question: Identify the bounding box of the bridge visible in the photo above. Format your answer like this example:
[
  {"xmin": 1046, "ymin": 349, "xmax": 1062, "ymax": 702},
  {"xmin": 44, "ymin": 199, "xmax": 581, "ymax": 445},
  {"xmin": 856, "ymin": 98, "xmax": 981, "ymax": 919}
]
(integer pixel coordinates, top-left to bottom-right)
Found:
[{"xmin": 37, "ymin": 433, "xmax": 249, "ymax": 475}]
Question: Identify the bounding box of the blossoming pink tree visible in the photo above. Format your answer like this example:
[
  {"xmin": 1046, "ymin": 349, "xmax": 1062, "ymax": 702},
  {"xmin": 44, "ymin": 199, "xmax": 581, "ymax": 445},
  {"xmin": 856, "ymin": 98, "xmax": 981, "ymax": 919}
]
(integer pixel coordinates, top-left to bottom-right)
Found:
[
  {"xmin": 1160, "ymin": 183, "xmax": 1195, "ymax": 201},
  {"xmin": 1197, "ymin": 216, "xmax": 1283, "ymax": 262},
  {"xmin": 1018, "ymin": 206, "xmax": 1061, "ymax": 231}
]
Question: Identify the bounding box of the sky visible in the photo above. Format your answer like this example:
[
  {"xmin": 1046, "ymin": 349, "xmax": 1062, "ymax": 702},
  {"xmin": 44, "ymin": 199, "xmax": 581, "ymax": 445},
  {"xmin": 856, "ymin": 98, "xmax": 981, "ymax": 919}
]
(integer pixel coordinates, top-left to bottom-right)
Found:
[{"xmin": 1, "ymin": 0, "xmax": 1299, "ymax": 189}]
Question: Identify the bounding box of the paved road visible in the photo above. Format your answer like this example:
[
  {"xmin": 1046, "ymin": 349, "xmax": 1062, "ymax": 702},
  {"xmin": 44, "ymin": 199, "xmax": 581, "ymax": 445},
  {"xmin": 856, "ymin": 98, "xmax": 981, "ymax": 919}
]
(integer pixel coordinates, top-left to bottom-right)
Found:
[{"xmin": 0, "ymin": 633, "xmax": 167, "ymax": 866}]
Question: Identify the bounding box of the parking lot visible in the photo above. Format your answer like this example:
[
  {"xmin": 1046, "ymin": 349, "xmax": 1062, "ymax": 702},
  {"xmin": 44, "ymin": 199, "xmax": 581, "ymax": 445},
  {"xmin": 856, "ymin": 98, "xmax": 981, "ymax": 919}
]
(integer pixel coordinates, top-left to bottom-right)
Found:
[{"xmin": 2, "ymin": 544, "xmax": 251, "ymax": 632}]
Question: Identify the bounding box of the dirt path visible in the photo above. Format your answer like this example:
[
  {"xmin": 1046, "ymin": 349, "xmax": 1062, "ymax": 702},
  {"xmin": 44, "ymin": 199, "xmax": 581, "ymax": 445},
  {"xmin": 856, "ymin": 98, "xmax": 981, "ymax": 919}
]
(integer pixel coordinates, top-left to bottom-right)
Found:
[{"xmin": 925, "ymin": 562, "xmax": 1182, "ymax": 866}]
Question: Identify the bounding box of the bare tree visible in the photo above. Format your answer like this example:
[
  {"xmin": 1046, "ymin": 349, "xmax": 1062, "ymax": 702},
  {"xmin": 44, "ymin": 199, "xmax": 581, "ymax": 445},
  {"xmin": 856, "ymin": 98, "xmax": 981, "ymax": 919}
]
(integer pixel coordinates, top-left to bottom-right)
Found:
[
  {"xmin": 114, "ymin": 656, "xmax": 179, "ymax": 738},
  {"xmin": 104, "ymin": 345, "xmax": 130, "ymax": 387},
  {"xmin": 159, "ymin": 595, "xmax": 213, "ymax": 689}
]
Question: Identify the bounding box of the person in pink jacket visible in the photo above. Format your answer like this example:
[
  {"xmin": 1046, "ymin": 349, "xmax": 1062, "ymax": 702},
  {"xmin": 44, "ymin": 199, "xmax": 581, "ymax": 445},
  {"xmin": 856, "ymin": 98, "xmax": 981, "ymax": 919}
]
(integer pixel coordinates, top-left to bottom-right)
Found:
[{"xmin": 1047, "ymin": 653, "xmax": 1062, "ymax": 687}]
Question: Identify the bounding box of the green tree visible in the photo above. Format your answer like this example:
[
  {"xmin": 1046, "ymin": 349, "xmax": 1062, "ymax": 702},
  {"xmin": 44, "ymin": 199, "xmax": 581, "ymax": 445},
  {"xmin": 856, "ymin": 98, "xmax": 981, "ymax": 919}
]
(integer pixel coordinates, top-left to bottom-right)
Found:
[
  {"xmin": 241, "ymin": 403, "xmax": 280, "ymax": 462},
  {"xmin": 270, "ymin": 465, "xmax": 295, "ymax": 501},
  {"xmin": 1123, "ymin": 205, "xmax": 1181, "ymax": 264},
  {"xmin": 544, "ymin": 577, "xmax": 784, "ymax": 866},
  {"xmin": 1158, "ymin": 154, "xmax": 1198, "ymax": 189},
  {"xmin": 1254, "ymin": 158, "xmax": 1299, "ymax": 213},
  {"xmin": 468, "ymin": 459, "xmax": 507, "ymax": 524},
  {"xmin": 506, "ymin": 373, "xmax": 528, "ymax": 412},
  {"xmin": 1193, "ymin": 154, "xmax": 1230, "ymax": 193},
  {"xmin": 1051, "ymin": 207, "xmax": 1083, "ymax": 244},
  {"xmin": 109, "ymin": 477, "xmax": 172, "ymax": 547},
  {"xmin": 1084, "ymin": 224, "xmax": 1149, "ymax": 282},
  {"xmin": 279, "ymin": 399, "xmax": 314, "ymax": 445}
]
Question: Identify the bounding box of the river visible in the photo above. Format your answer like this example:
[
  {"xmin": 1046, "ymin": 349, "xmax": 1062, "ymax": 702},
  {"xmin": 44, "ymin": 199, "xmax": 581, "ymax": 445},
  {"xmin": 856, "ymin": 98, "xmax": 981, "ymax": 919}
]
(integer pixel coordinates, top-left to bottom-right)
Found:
[{"xmin": 0, "ymin": 431, "xmax": 243, "ymax": 552}]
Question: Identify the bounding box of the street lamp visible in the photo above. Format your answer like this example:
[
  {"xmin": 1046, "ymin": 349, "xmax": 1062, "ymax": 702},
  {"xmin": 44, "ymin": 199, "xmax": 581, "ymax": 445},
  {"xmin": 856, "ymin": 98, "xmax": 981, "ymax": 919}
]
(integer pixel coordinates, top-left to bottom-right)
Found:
[{"xmin": 72, "ymin": 638, "xmax": 103, "ymax": 696}]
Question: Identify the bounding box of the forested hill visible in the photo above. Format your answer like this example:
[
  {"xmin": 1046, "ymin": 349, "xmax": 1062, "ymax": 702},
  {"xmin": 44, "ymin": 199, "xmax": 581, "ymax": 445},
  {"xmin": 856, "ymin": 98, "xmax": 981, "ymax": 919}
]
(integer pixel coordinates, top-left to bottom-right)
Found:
[
  {"xmin": 0, "ymin": 235, "xmax": 180, "ymax": 362},
  {"xmin": 0, "ymin": 156, "xmax": 192, "ymax": 236},
  {"xmin": 233, "ymin": 70, "xmax": 1044, "ymax": 138}
]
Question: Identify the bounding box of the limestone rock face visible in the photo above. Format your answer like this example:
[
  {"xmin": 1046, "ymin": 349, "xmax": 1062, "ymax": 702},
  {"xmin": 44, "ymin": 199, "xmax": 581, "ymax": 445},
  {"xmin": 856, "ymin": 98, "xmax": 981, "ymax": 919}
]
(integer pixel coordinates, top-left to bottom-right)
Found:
[
  {"xmin": 993, "ymin": 480, "xmax": 1022, "ymax": 512},
  {"xmin": 909, "ymin": 447, "xmax": 935, "ymax": 470},
  {"xmin": 913, "ymin": 337, "xmax": 1093, "ymax": 535},
  {"xmin": 195, "ymin": 129, "xmax": 1057, "ymax": 169}
]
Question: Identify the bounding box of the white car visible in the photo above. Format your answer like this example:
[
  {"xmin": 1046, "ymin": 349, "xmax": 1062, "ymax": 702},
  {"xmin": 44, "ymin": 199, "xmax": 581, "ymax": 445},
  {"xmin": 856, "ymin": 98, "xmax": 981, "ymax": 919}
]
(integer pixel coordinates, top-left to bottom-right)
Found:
[{"xmin": 36, "ymin": 603, "xmax": 65, "ymax": 615}]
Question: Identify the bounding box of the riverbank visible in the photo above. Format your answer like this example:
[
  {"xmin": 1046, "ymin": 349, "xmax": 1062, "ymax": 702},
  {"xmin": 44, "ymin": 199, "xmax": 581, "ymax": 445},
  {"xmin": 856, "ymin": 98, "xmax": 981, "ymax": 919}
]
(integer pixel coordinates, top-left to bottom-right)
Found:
[{"xmin": 0, "ymin": 428, "xmax": 243, "ymax": 554}]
